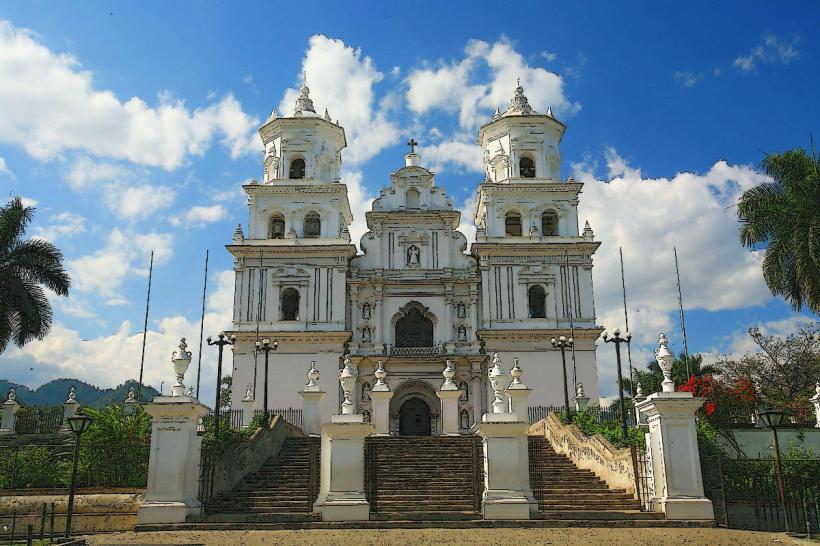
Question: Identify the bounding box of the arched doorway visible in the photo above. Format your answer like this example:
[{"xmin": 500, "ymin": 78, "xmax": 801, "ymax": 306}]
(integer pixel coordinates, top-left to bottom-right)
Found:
[{"xmin": 399, "ymin": 397, "xmax": 431, "ymax": 436}]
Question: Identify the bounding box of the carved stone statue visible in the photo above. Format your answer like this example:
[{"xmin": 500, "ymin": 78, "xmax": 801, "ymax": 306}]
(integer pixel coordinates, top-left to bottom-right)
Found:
[
  {"xmin": 362, "ymin": 303, "xmax": 371, "ymax": 320},
  {"xmin": 457, "ymin": 325, "xmax": 467, "ymax": 341},
  {"xmin": 407, "ymin": 245, "xmax": 420, "ymax": 265},
  {"xmin": 456, "ymin": 302, "xmax": 466, "ymax": 318}
]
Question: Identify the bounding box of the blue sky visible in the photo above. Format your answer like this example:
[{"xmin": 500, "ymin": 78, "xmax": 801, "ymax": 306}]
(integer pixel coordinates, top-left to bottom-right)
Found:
[{"xmin": 0, "ymin": 1, "xmax": 817, "ymax": 405}]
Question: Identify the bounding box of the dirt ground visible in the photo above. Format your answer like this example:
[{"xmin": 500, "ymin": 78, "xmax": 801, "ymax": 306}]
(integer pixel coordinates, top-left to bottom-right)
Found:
[{"xmin": 84, "ymin": 528, "xmax": 813, "ymax": 545}]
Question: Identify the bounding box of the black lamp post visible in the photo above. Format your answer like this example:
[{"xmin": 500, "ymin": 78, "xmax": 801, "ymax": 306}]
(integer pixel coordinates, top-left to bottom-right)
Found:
[
  {"xmin": 759, "ymin": 407, "xmax": 789, "ymax": 528},
  {"xmin": 64, "ymin": 413, "xmax": 93, "ymax": 539},
  {"xmin": 602, "ymin": 328, "xmax": 632, "ymax": 443},
  {"xmin": 256, "ymin": 338, "xmax": 278, "ymax": 423},
  {"xmin": 207, "ymin": 332, "xmax": 235, "ymax": 441},
  {"xmin": 550, "ymin": 335, "xmax": 574, "ymax": 423}
]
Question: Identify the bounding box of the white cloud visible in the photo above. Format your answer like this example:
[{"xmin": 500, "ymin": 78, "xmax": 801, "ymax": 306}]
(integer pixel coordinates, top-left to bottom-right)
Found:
[
  {"xmin": 673, "ymin": 70, "xmax": 703, "ymax": 87},
  {"xmin": 5, "ymin": 270, "xmax": 235, "ymax": 406},
  {"xmin": 734, "ymin": 34, "xmax": 799, "ymax": 73},
  {"xmin": 20, "ymin": 196, "xmax": 38, "ymax": 208},
  {"xmin": 0, "ymin": 156, "xmax": 13, "ymax": 178},
  {"xmin": 32, "ymin": 211, "xmax": 86, "ymax": 241},
  {"xmin": 456, "ymin": 194, "xmax": 477, "ymax": 251},
  {"xmin": 69, "ymin": 228, "xmax": 173, "ymax": 304},
  {"xmin": 406, "ymin": 38, "xmax": 580, "ymax": 131},
  {"xmin": 420, "ymin": 139, "xmax": 484, "ymax": 174},
  {"xmin": 278, "ymin": 35, "xmax": 400, "ymax": 165},
  {"xmin": 574, "ymin": 150, "xmax": 773, "ymax": 354},
  {"xmin": 111, "ymin": 184, "xmax": 176, "ymax": 220},
  {"xmin": 343, "ymin": 169, "xmax": 376, "ymax": 252},
  {"xmin": 700, "ymin": 315, "xmax": 815, "ymax": 367},
  {"xmin": 0, "ymin": 21, "xmax": 260, "ymax": 169},
  {"xmin": 175, "ymin": 204, "xmax": 229, "ymax": 228}
]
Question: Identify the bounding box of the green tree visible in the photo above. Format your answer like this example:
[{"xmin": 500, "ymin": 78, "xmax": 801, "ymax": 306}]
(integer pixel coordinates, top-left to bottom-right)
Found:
[
  {"xmin": 0, "ymin": 197, "xmax": 70, "ymax": 352},
  {"xmin": 621, "ymin": 353, "xmax": 720, "ymax": 397},
  {"xmin": 219, "ymin": 374, "xmax": 232, "ymax": 409},
  {"xmin": 737, "ymin": 146, "xmax": 820, "ymax": 313}
]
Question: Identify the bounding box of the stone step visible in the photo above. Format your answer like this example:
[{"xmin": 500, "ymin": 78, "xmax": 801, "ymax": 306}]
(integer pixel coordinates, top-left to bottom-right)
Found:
[
  {"xmin": 536, "ymin": 493, "xmax": 636, "ymax": 501},
  {"xmin": 536, "ymin": 510, "xmax": 664, "ymax": 521},
  {"xmin": 539, "ymin": 503, "xmax": 641, "ymax": 511},
  {"xmin": 371, "ymin": 511, "xmax": 481, "ymax": 521}
]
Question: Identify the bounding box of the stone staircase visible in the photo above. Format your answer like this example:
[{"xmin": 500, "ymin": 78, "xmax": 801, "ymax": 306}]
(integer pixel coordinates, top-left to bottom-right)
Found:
[
  {"xmin": 528, "ymin": 435, "xmax": 664, "ymax": 524},
  {"xmin": 203, "ymin": 437, "xmax": 320, "ymax": 523},
  {"xmin": 365, "ymin": 436, "xmax": 483, "ymax": 521}
]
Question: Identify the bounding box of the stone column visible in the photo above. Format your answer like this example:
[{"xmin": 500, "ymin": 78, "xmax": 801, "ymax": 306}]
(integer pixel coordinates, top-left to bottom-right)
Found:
[
  {"xmin": 1, "ymin": 389, "xmax": 20, "ymax": 434},
  {"xmin": 300, "ymin": 361, "xmax": 325, "ymax": 436},
  {"xmin": 437, "ymin": 359, "xmax": 462, "ymax": 435},
  {"xmin": 61, "ymin": 386, "xmax": 80, "ymax": 432},
  {"xmin": 810, "ymin": 381, "xmax": 820, "ymax": 429},
  {"xmin": 138, "ymin": 339, "xmax": 209, "ymax": 524},
  {"xmin": 241, "ymin": 384, "xmax": 254, "ymax": 429},
  {"xmin": 475, "ymin": 353, "xmax": 537, "ymax": 519},
  {"xmin": 635, "ymin": 334, "xmax": 714, "ymax": 521},
  {"xmin": 368, "ymin": 360, "xmax": 392, "ymax": 435},
  {"xmin": 316, "ymin": 356, "xmax": 375, "ymax": 521}
]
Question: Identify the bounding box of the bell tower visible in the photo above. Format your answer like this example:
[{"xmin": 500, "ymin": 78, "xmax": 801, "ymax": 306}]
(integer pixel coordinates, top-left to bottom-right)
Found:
[{"xmin": 472, "ymin": 83, "xmax": 603, "ymax": 406}]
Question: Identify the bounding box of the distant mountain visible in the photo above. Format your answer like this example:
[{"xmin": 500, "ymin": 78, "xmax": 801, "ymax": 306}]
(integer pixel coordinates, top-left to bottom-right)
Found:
[{"xmin": 0, "ymin": 378, "xmax": 160, "ymax": 408}]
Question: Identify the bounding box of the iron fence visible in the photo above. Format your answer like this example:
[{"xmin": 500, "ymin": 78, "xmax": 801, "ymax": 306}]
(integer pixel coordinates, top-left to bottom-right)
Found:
[
  {"xmin": 634, "ymin": 445, "xmax": 655, "ymax": 511},
  {"xmin": 0, "ymin": 502, "xmax": 60, "ymax": 544},
  {"xmin": 527, "ymin": 405, "xmax": 636, "ymax": 427},
  {"xmin": 12, "ymin": 408, "xmax": 64, "ymax": 434},
  {"xmin": 0, "ymin": 442, "xmax": 149, "ymax": 490},
  {"xmin": 254, "ymin": 408, "xmax": 303, "ymax": 429},
  {"xmin": 701, "ymin": 454, "xmax": 820, "ymax": 534}
]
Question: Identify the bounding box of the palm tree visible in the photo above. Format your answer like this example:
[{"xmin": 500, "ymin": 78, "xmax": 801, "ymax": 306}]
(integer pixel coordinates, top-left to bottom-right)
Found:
[
  {"xmin": 0, "ymin": 197, "xmax": 71, "ymax": 353},
  {"xmin": 738, "ymin": 146, "xmax": 820, "ymax": 313}
]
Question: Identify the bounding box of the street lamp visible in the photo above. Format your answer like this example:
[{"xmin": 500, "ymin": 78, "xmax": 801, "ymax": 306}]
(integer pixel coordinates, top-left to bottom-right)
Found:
[
  {"xmin": 602, "ymin": 328, "xmax": 632, "ymax": 443},
  {"xmin": 550, "ymin": 335, "xmax": 574, "ymax": 423},
  {"xmin": 758, "ymin": 407, "xmax": 789, "ymax": 528},
  {"xmin": 207, "ymin": 332, "xmax": 235, "ymax": 441},
  {"xmin": 256, "ymin": 338, "xmax": 279, "ymax": 423},
  {"xmin": 64, "ymin": 413, "xmax": 93, "ymax": 539}
]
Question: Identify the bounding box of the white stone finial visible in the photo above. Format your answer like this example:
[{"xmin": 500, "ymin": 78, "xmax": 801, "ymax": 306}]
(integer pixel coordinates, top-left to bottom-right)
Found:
[
  {"xmin": 293, "ymin": 83, "xmax": 316, "ymax": 116},
  {"xmin": 510, "ymin": 357, "xmax": 522, "ymax": 386},
  {"xmin": 185, "ymin": 386, "xmax": 193, "ymax": 397},
  {"xmin": 267, "ymin": 107, "xmax": 278, "ymax": 121},
  {"xmin": 7, "ymin": 388, "xmax": 16, "ymax": 403},
  {"xmin": 233, "ymin": 224, "xmax": 244, "ymax": 242},
  {"xmin": 373, "ymin": 360, "xmax": 389, "ymax": 392},
  {"xmin": 441, "ymin": 359, "xmax": 457, "ymax": 391},
  {"xmin": 546, "ymin": 105, "xmax": 554, "ymax": 117},
  {"xmin": 635, "ymin": 382, "xmax": 643, "ymax": 397},
  {"xmin": 488, "ymin": 353, "xmax": 509, "ymax": 414},
  {"xmin": 324, "ymin": 108, "xmax": 331, "ymax": 122},
  {"xmin": 124, "ymin": 386, "xmax": 136, "ymax": 403},
  {"xmin": 66, "ymin": 386, "xmax": 77, "ymax": 404},
  {"xmin": 576, "ymin": 382, "xmax": 585, "ymax": 398},
  {"xmin": 582, "ymin": 220, "xmax": 594, "ymax": 240},
  {"xmin": 171, "ymin": 337, "xmax": 193, "ymax": 397},
  {"xmin": 656, "ymin": 333, "xmax": 675, "ymax": 393},
  {"xmin": 305, "ymin": 361, "xmax": 320, "ymax": 392},
  {"xmin": 339, "ymin": 355, "xmax": 356, "ymax": 414}
]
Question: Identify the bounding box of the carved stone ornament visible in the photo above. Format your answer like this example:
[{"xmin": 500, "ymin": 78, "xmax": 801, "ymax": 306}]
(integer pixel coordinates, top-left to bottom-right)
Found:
[
  {"xmin": 65, "ymin": 386, "xmax": 77, "ymax": 404},
  {"xmin": 7, "ymin": 388, "xmax": 16, "ymax": 403},
  {"xmin": 406, "ymin": 245, "xmax": 421, "ymax": 266},
  {"xmin": 305, "ymin": 361, "xmax": 320, "ymax": 392},
  {"xmin": 510, "ymin": 357, "xmax": 523, "ymax": 386},
  {"xmin": 488, "ymin": 353, "xmax": 509, "ymax": 414},
  {"xmin": 656, "ymin": 333, "xmax": 675, "ymax": 393},
  {"xmin": 171, "ymin": 338, "xmax": 193, "ymax": 397},
  {"xmin": 372, "ymin": 360, "xmax": 389, "ymax": 392},
  {"xmin": 441, "ymin": 359, "xmax": 457, "ymax": 391},
  {"xmin": 339, "ymin": 355, "xmax": 356, "ymax": 414},
  {"xmin": 124, "ymin": 386, "xmax": 136, "ymax": 403}
]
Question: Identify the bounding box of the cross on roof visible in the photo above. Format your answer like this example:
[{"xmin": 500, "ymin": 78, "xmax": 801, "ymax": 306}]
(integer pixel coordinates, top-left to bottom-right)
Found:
[{"xmin": 407, "ymin": 138, "xmax": 418, "ymax": 154}]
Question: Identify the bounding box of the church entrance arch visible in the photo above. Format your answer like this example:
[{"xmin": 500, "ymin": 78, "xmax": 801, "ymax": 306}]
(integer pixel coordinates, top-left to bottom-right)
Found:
[
  {"xmin": 390, "ymin": 379, "xmax": 440, "ymax": 436},
  {"xmin": 399, "ymin": 398, "xmax": 431, "ymax": 436}
]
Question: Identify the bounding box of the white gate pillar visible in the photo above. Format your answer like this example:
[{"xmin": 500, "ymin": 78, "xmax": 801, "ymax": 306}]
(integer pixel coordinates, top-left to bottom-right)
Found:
[
  {"xmin": 300, "ymin": 361, "xmax": 325, "ymax": 436},
  {"xmin": 1, "ymin": 389, "xmax": 19, "ymax": 434},
  {"xmin": 437, "ymin": 359, "xmax": 462, "ymax": 436},
  {"xmin": 368, "ymin": 361, "xmax": 392, "ymax": 435},
  {"xmin": 138, "ymin": 339, "xmax": 209, "ymax": 525},
  {"xmin": 61, "ymin": 386, "xmax": 80, "ymax": 432},
  {"xmin": 635, "ymin": 334, "xmax": 714, "ymax": 521}
]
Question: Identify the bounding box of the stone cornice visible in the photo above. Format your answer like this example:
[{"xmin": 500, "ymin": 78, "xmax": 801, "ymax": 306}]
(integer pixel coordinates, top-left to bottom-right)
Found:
[
  {"xmin": 244, "ymin": 182, "xmax": 353, "ymax": 222},
  {"xmin": 477, "ymin": 327, "xmax": 604, "ymax": 343},
  {"xmin": 471, "ymin": 241, "xmax": 601, "ymax": 256},
  {"xmin": 366, "ymin": 210, "xmax": 460, "ymax": 228},
  {"xmin": 227, "ymin": 243, "xmax": 357, "ymax": 259},
  {"xmin": 226, "ymin": 330, "xmax": 352, "ymax": 346}
]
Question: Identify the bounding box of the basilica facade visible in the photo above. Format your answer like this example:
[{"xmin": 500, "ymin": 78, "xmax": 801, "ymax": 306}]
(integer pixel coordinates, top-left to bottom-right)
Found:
[{"xmin": 227, "ymin": 83, "xmax": 602, "ymax": 435}]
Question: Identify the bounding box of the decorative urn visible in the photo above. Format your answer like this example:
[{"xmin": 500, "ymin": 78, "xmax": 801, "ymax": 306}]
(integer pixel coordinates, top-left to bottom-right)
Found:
[
  {"xmin": 171, "ymin": 338, "xmax": 193, "ymax": 397},
  {"xmin": 656, "ymin": 333, "xmax": 675, "ymax": 393}
]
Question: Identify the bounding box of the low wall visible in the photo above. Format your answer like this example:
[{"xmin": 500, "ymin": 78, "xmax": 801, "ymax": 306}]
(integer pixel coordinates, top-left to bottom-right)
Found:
[
  {"xmin": 719, "ymin": 426, "xmax": 820, "ymax": 458},
  {"xmin": 0, "ymin": 491, "xmax": 142, "ymax": 534},
  {"xmin": 528, "ymin": 413, "xmax": 637, "ymax": 495},
  {"xmin": 208, "ymin": 415, "xmax": 305, "ymax": 499}
]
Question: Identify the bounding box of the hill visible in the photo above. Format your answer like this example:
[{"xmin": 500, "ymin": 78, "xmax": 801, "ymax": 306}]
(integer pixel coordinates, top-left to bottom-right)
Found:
[{"xmin": 0, "ymin": 378, "xmax": 160, "ymax": 407}]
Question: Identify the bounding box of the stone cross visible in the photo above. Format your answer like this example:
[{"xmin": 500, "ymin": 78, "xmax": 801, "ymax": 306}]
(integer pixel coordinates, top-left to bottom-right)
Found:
[{"xmin": 407, "ymin": 138, "xmax": 418, "ymax": 154}]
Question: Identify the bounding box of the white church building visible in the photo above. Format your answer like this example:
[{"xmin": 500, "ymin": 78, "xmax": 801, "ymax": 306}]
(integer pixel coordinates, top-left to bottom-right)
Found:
[{"xmin": 227, "ymin": 82, "xmax": 602, "ymax": 435}]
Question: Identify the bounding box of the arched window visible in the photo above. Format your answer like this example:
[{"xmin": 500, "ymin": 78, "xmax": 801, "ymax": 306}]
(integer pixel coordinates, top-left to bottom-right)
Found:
[
  {"xmin": 269, "ymin": 214, "xmax": 285, "ymax": 239},
  {"xmin": 520, "ymin": 156, "xmax": 536, "ymax": 178},
  {"xmin": 395, "ymin": 307, "xmax": 434, "ymax": 347},
  {"xmin": 289, "ymin": 158, "xmax": 305, "ymax": 179},
  {"xmin": 281, "ymin": 288, "xmax": 300, "ymax": 321},
  {"xmin": 406, "ymin": 187, "xmax": 420, "ymax": 209},
  {"xmin": 541, "ymin": 210, "xmax": 558, "ymax": 236},
  {"xmin": 303, "ymin": 211, "xmax": 321, "ymax": 238},
  {"xmin": 528, "ymin": 285, "xmax": 547, "ymax": 318},
  {"xmin": 505, "ymin": 212, "xmax": 522, "ymax": 236}
]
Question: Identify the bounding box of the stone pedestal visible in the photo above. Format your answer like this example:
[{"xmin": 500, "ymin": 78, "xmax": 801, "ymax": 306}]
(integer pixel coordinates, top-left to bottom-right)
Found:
[
  {"xmin": 241, "ymin": 396, "xmax": 254, "ymax": 429},
  {"xmin": 316, "ymin": 416, "xmax": 375, "ymax": 521},
  {"xmin": 300, "ymin": 390, "xmax": 326, "ymax": 436},
  {"xmin": 369, "ymin": 390, "xmax": 393, "ymax": 435},
  {"xmin": 61, "ymin": 400, "xmax": 79, "ymax": 433},
  {"xmin": 507, "ymin": 386, "xmax": 531, "ymax": 423},
  {"xmin": 636, "ymin": 392, "xmax": 715, "ymax": 520},
  {"xmin": 573, "ymin": 395, "xmax": 589, "ymax": 412},
  {"xmin": 475, "ymin": 417, "xmax": 536, "ymax": 520},
  {"xmin": 0, "ymin": 398, "xmax": 18, "ymax": 434},
  {"xmin": 137, "ymin": 396, "xmax": 209, "ymax": 524},
  {"xmin": 437, "ymin": 389, "xmax": 462, "ymax": 436}
]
